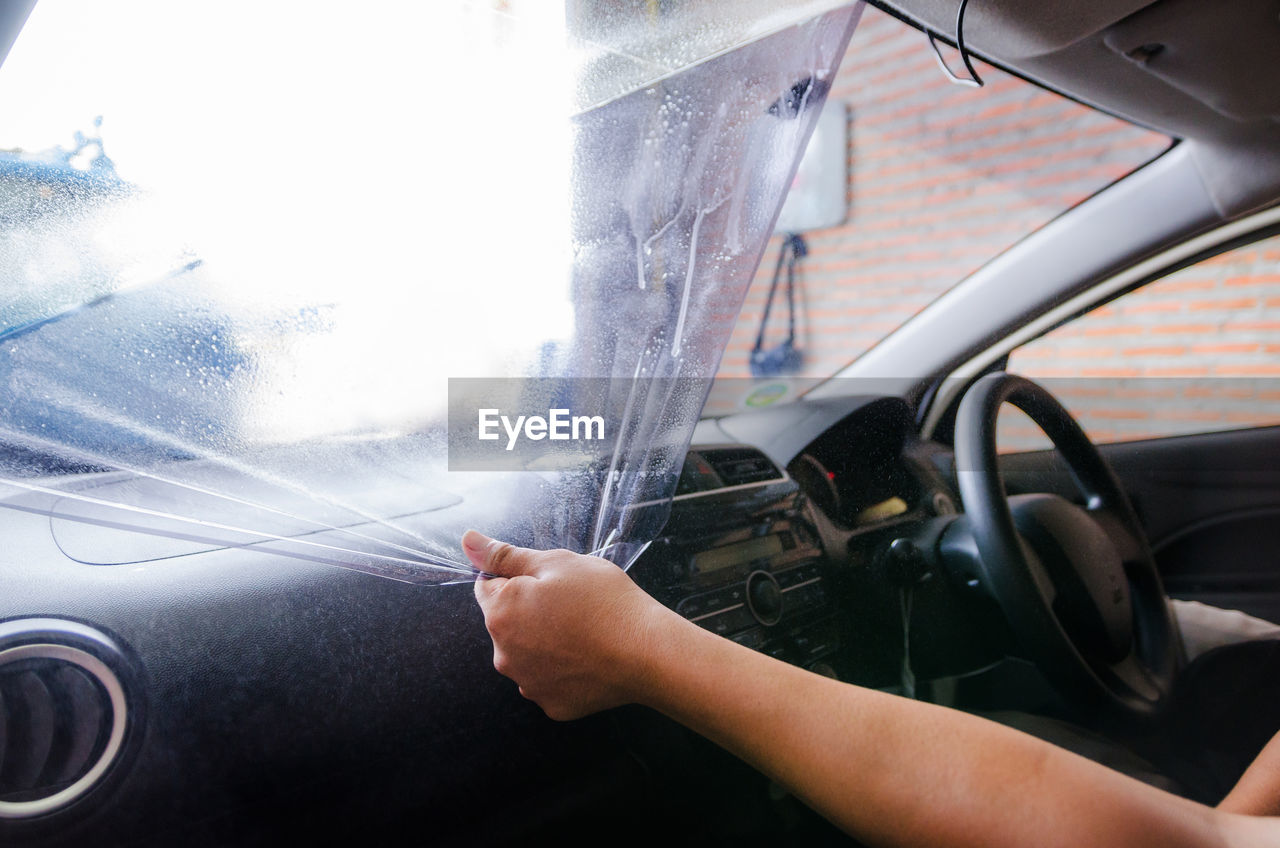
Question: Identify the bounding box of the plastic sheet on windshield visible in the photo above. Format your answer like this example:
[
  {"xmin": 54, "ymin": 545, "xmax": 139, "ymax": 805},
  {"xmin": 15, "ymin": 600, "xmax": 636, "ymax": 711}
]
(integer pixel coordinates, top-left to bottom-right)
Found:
[{"xmin": 0, "ymin": 1, "xmax": 862, "ymax": 583}]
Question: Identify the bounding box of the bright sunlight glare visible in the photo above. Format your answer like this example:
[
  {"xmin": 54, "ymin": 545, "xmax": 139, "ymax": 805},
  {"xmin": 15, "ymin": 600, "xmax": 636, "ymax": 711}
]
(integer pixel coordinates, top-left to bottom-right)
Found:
[{"xmin": 0, "ymin": 0, "xmax": 573, "ymax": 441}]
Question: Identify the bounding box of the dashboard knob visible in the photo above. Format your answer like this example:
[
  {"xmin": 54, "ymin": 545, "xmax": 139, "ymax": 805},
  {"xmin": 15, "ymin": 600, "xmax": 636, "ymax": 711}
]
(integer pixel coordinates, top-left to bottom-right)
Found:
[
  {"xmin": 746, "ymin": 571, "xmax": 783, "ymax": 625},
  {"xmin": 808, "ymin": 661, "xmax": 838, "ymax": 679}
]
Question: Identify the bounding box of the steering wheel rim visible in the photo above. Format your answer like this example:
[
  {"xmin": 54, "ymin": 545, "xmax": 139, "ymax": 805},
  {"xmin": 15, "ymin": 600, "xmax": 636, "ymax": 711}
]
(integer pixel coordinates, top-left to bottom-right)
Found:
[{"xmin": 954, "ymin": 372, "xmax": 1181, "ymax": 724}]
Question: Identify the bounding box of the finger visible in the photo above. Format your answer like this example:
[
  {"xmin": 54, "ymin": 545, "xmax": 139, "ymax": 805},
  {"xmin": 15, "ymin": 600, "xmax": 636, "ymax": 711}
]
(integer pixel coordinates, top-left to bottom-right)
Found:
[
  {"xmin": 473, "ymin": 573, "xmax": 507, "ymax": 606},
  {"xmin": 461, "ymin": 529, "xmax": 537, "ymax": 578}
]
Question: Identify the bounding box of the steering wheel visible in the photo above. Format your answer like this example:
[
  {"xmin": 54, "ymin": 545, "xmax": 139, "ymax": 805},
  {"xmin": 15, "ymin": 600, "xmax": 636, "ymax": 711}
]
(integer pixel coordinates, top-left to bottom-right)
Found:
[{"xmin": 952, "ymin": 372, "xmax": 1181, "ymax": 724}]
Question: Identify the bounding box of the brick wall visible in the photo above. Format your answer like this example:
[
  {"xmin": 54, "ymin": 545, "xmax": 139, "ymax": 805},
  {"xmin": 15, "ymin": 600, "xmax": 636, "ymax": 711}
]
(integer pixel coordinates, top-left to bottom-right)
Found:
[
  {"xmin": 1003, "ymin": 232, "xmax": 1280, "ymax": 447},
  {"xmin": 715, "ymin": 6, "xmax": 1170, "ymax": 382}
]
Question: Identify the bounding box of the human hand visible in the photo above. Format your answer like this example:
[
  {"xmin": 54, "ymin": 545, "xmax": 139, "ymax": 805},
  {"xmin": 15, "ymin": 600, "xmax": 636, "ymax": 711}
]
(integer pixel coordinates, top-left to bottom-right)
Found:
[{"xmin": 464, "ymin": 530, "xmax": 682, "ymax": 720}]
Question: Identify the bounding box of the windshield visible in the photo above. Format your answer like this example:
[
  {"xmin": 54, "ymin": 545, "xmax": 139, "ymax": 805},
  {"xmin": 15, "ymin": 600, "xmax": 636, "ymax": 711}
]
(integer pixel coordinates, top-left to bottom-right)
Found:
[
  {"xmin": 705, "ymin": 5, "xmax": 1171, "ymax": 410},
  {"xmin": 0, "ymin": 1, "xmax": 861, "ymax": 582}
]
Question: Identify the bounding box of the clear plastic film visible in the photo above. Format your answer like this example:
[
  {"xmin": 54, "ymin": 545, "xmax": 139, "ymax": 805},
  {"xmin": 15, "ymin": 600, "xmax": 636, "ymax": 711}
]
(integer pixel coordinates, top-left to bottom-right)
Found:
[{"xmin": 0, "ymin": 1, "xmax": 862, "ymax": 584}]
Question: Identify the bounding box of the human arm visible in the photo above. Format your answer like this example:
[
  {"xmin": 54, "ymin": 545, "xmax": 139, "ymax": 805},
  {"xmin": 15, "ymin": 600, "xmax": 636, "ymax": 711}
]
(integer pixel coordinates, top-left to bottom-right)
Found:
[
  {"xmin": 464, "ymin": 531, "xmax": 1276, "ymax": 848},
  {"xmin": 1220, "ymin": 731, "xmax": 1280, "ymax": 816}
]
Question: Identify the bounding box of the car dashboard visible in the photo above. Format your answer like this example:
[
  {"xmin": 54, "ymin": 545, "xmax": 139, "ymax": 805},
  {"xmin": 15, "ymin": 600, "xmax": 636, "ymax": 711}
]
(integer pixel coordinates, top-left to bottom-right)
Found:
[{"xmin": 0, "ymin": 393, "xmax": 1001, "ymax": 846}]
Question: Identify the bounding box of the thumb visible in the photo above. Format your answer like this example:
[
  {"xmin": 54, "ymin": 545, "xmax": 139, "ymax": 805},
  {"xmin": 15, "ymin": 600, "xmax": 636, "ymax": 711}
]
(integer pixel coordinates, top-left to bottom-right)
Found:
[{"xmin": 461, "ymin": 530, "xmax": 536, "ymax": 578}]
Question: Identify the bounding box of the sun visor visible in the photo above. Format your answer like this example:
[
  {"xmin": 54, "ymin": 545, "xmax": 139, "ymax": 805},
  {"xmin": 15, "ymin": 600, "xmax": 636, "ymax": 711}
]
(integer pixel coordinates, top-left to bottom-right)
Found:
[{"xmin": 1104, "ymin": 0, "xmax": 1280, "ymax": 122}]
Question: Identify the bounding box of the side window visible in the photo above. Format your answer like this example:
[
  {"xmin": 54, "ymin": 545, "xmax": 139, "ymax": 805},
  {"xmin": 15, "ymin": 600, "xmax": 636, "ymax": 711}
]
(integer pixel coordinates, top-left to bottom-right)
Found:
[{"xmin": 1000, "ymin": 232, "xmax": 1280, "ymax": 450}]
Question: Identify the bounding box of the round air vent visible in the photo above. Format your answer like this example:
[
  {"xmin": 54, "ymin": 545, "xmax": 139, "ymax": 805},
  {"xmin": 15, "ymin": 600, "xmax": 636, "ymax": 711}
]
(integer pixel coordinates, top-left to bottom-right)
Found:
[{"xmin": 0, "ymin": 620, "xmax": 131, "ymax": 819}]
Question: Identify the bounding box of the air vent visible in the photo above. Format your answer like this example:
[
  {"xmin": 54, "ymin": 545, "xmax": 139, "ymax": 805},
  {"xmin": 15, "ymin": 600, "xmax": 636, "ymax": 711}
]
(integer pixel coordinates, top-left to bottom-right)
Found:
[
  {"xmin": 701, "ymin": 448, "xmax": 782, "ymax": 487},
  {"xmin": 0, "ymin": 623, "xmax": 129, "ymax": 819}
]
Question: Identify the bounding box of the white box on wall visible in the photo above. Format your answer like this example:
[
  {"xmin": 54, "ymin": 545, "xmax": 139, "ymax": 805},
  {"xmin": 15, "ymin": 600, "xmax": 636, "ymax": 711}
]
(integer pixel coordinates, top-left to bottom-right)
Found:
[{"xmin": 775, "ymin": 102, "xmax": 848, "ymax": 233}]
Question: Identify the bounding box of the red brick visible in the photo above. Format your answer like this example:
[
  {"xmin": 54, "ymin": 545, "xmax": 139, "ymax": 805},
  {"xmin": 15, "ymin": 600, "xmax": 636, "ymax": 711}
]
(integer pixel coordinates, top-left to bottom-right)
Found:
[
  {"xmin": 1088, "ymin": 408, "xmax": 1153, "ymax": 420},
  {"xmin": 1225, "ymin": 412, "xmax": 1280, "ymax": 425},
  {"xmin": 1225, "ymin": 321, "xmax": 1280, "ymax": 332},
  {"xmin": 1016, "ymin": 366, "xmax": 1077, "ymax": 378},
  {"xmin": 1147, "ymin": 278, "xmax": 1218, "ymax": 293},
  {"xmin": 1225, "ymin": 274, "xmax": 1280, "ymax": 287},
  {"xmin": 1012, "ymin": 347, "xmax": 1057, "ymax": 360},
  {"xmin": 1054, "ymin": 385, "xmax": 1113, "ymax": 398},
  {"xmin": 1154, "ymin": 409, "xmax": 1223, "ymax": 421},
  {"xmin": 1113, "ymin": 387, "xmax": 1178, "ymax": 399},
  {"xmin": 1081, "ymin": 325, "xmax": 1145, "ymax": 338},
  {"xmin": 1122, "ymin": 302, "xmax": 1183, "ymax": 315},
  {"xmin": 1151, "ymin": 323, "xmax": 1215, "ymax": 335},
  {"xmin": 1215, "ymin": 364, "xmax": 1280, "ymax": 376},
  {"xmin": 1202, "ymin": 251, "xmax": 1258, "ymax": 266},
  {"xmin": 1145, "ymin": 367, "xmax": 1210, "ymax": 377},
  {"xmin": 1080, "ymin": 367, "xmax": 1142, "ymax": 377},
  {"xmin": 1191, "ymin": 342, "xmax": 1261, "ymax": 355}
]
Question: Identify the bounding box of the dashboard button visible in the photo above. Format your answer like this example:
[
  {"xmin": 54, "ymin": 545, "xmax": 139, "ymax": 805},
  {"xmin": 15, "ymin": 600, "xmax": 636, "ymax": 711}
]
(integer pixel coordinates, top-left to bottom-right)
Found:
[
  {"xmin": 776, "ymin": 567, "xmax": 805, "ymax": 589},
  {"xmin": 808, "ymin": 661, "xmax": 838, "ymax": 679},
  {"xmin": 723, "ymin": 606, "xmax": 755, "ymax": 631},
  {"xmin": 703, "ymin": 584, "xmax": 746, "ymax": 609},
  {"xmin": 703, "ymin": 606, "xmax": 753, "ymax": 635},
  {"xmin": 746, "ymin": 571, "xmax": 783, "ymax": 626},
  {"xmin": 708, "ymin": 614, "xmax": 735, "ymax": 636},
  {"xmin": 796, "ymin": 621, "xmax": 838, "ymax": 657},
  {"xmin": 703, "ymin": 588, "xmax": 730, "ymax": 607},
  {"xmin": 781, "ymin": 577, "xmax": 825, "ymax": 614},
  {"xmin": 796, "ymin": 581, "xmax": 827, "ymax": 609},
  {"xmin": 677, "ymin": 596, "xmax": 708, "ymax": 618}
]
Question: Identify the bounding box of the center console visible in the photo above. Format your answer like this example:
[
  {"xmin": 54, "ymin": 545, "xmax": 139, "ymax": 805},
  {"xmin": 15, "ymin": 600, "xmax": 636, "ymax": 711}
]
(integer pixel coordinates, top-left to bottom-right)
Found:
[{"xmin": 638, "ymin": 446, "xmax": 840, "ymax": 675}]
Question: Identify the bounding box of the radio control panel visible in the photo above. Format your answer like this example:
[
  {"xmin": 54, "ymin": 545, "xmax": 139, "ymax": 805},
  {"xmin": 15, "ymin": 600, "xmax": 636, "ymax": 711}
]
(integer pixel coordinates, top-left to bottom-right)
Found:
[
  {"xmin": 637, "ymin": 467, "xmax": 839, "ymax": 673},
  {"xmin": 674, "ymin": 561, "xmax": 838, "ymax": 667}
]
